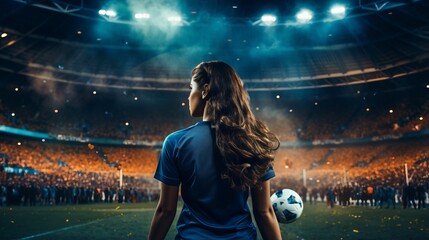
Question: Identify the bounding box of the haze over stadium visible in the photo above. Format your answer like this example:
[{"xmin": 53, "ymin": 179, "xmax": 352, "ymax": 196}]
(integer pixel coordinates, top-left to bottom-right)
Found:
[{"xmin": 0, "ymin": 0, "xmax": 428, "ymax": 239}]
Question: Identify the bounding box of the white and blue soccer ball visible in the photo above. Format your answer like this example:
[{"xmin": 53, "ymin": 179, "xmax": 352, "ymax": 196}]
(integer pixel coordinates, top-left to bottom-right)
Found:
[{"xmin": 271, "ymin": 188, "xmax": 304, "ymax": 224}]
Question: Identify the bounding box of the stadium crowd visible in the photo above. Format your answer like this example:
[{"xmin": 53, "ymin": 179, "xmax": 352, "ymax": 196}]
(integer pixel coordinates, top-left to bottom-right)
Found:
[
  {"xmin": 1, "ymin": 135, "xmax": 428, "ymax": 208},
  {"xmin": 0, "ymin": 172, "xmax": 160, "ymax": 206},
  {"xmin": 0, "ymin": 86, "xmax": 428, "ymax": 207},
  {"xmin": 1, "ymin": 85, "xmax": 428, "ymax": 142}
]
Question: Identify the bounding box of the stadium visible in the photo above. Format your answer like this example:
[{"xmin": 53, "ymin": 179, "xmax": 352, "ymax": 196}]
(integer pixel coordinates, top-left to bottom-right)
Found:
[{"xmin": 0, "ymin": 0, "xmax": 428, "ymax": 239}]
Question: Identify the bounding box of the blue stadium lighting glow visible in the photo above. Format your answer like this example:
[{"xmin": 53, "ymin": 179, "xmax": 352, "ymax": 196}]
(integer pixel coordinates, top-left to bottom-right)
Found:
[
  {"xmin": 261, "ymin": 14, "xmax": 277, "ymax": 25},
  {"xmin": 296, "ymin": 9, "xmax": 313, "ymax": 23},
  {"xmin": 330, "ymin": 4, "xmax": 346, "ymax": 19}
]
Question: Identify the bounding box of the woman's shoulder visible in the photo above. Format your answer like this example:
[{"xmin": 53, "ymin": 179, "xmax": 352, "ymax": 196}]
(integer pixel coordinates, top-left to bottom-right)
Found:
[{"xmin": 164, "ymin": 121, "xmax": 206, "ymax": 143}]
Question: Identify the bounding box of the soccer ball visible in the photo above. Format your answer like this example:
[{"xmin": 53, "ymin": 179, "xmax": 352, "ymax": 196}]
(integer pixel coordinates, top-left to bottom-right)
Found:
[{"xmin": 271, "ymin": 188, "xmax": 304, "ymax": 224}]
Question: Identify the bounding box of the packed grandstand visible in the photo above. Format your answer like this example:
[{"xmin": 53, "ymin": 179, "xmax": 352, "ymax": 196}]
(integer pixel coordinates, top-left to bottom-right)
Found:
[{"xmin": 1, "ymin": 79, "xmax": 428, "ymax": 207}]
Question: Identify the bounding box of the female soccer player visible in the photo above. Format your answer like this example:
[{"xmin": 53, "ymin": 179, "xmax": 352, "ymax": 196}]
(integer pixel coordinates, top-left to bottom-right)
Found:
[{"xmin": 149, "ymin": 61, "xmax": 282, "ymax": 240}]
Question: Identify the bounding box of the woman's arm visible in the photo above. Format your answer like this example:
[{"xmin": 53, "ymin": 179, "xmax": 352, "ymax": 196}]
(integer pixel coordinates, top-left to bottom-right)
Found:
[
  {"xmin": 148, "ymin": 183, "xmax": 179, "ymax": 240},
  {"xmin": 251, "ymin": 181, "xmax": 282, "ymax": 240}
]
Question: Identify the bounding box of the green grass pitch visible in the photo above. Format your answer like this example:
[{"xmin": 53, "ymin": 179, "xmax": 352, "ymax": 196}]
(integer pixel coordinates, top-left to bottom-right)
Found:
[{"xmin": 1, "ymin": 202, "xmax": 428, "ymax": 239}]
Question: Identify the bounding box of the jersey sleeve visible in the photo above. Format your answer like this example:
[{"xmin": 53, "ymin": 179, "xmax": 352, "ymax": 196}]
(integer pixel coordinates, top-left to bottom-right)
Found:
[
  {"xmin": 260, "ymin": 164, "xmax": 275, "ymax": 182},
  {"xmin": 154, "ymin": 134, "xmax": 181, "ymax": 186}
]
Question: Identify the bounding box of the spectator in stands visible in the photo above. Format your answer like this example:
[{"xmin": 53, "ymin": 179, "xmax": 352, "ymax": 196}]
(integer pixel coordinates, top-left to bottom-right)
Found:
[
  {"xmin": 417, "ymin": 182, "xmax": 426, "ymax": 209},
  {"xmin": 300, "ymin": 185, "xmax": 308, "ymax": 203},
  {"xmin": 326, "ymin": 186, "xmax": 336, "ymax": 208},
  {"xmin": 309, "ymin": 187, "xmax": 318, "ymax": 204},
  {"xmin": 384, "ymin": 184, "xmax": 396, "ymax": 209},
  {"xmin": 367, "ymin": 184, "xmax": 374, "ymax": 207}
]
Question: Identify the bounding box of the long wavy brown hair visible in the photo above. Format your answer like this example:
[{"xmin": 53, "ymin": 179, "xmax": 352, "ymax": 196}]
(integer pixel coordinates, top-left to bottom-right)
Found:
[{"xmin": 192, "ymin": 61, "xmax": 280, "ymax": 191}]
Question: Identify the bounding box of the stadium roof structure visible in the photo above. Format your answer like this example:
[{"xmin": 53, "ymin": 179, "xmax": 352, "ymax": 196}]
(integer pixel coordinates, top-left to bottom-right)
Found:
[{"xmin": 0, "ymin": 0, "xmax": 428, "ymax": 91}]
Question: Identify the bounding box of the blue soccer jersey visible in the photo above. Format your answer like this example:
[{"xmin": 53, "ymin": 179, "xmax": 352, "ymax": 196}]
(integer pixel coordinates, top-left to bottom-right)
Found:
[{"xmin": 154, "ymin": 121, "xmax": 275, "ymax": 239}]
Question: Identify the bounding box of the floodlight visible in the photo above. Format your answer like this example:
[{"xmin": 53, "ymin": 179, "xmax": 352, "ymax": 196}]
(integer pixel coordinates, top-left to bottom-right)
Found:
[
  {"xmin": 296, "ymin": 9, "xmax": 313, "ymax": 23},
  {"xmin": 105, "ymin": 10, "xmax": 117, "ymax": 17},
  {"xmin": 135, "ymin": 13, "xmax": 150, "ymax": 19},
  {"xmin": 261, "ymin": 14, "xmax": 277, "ymax": 24},
  {"xmin": 99, "ymin": 9, "xmax": 116, "ymax": 17},
  {"xmin": 168, "ymin": 16, "xmax": 182, "ymax": 23},
  {"xmin": 330, "ymin": 4, "xmax": 346, "ymax": 18}
]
